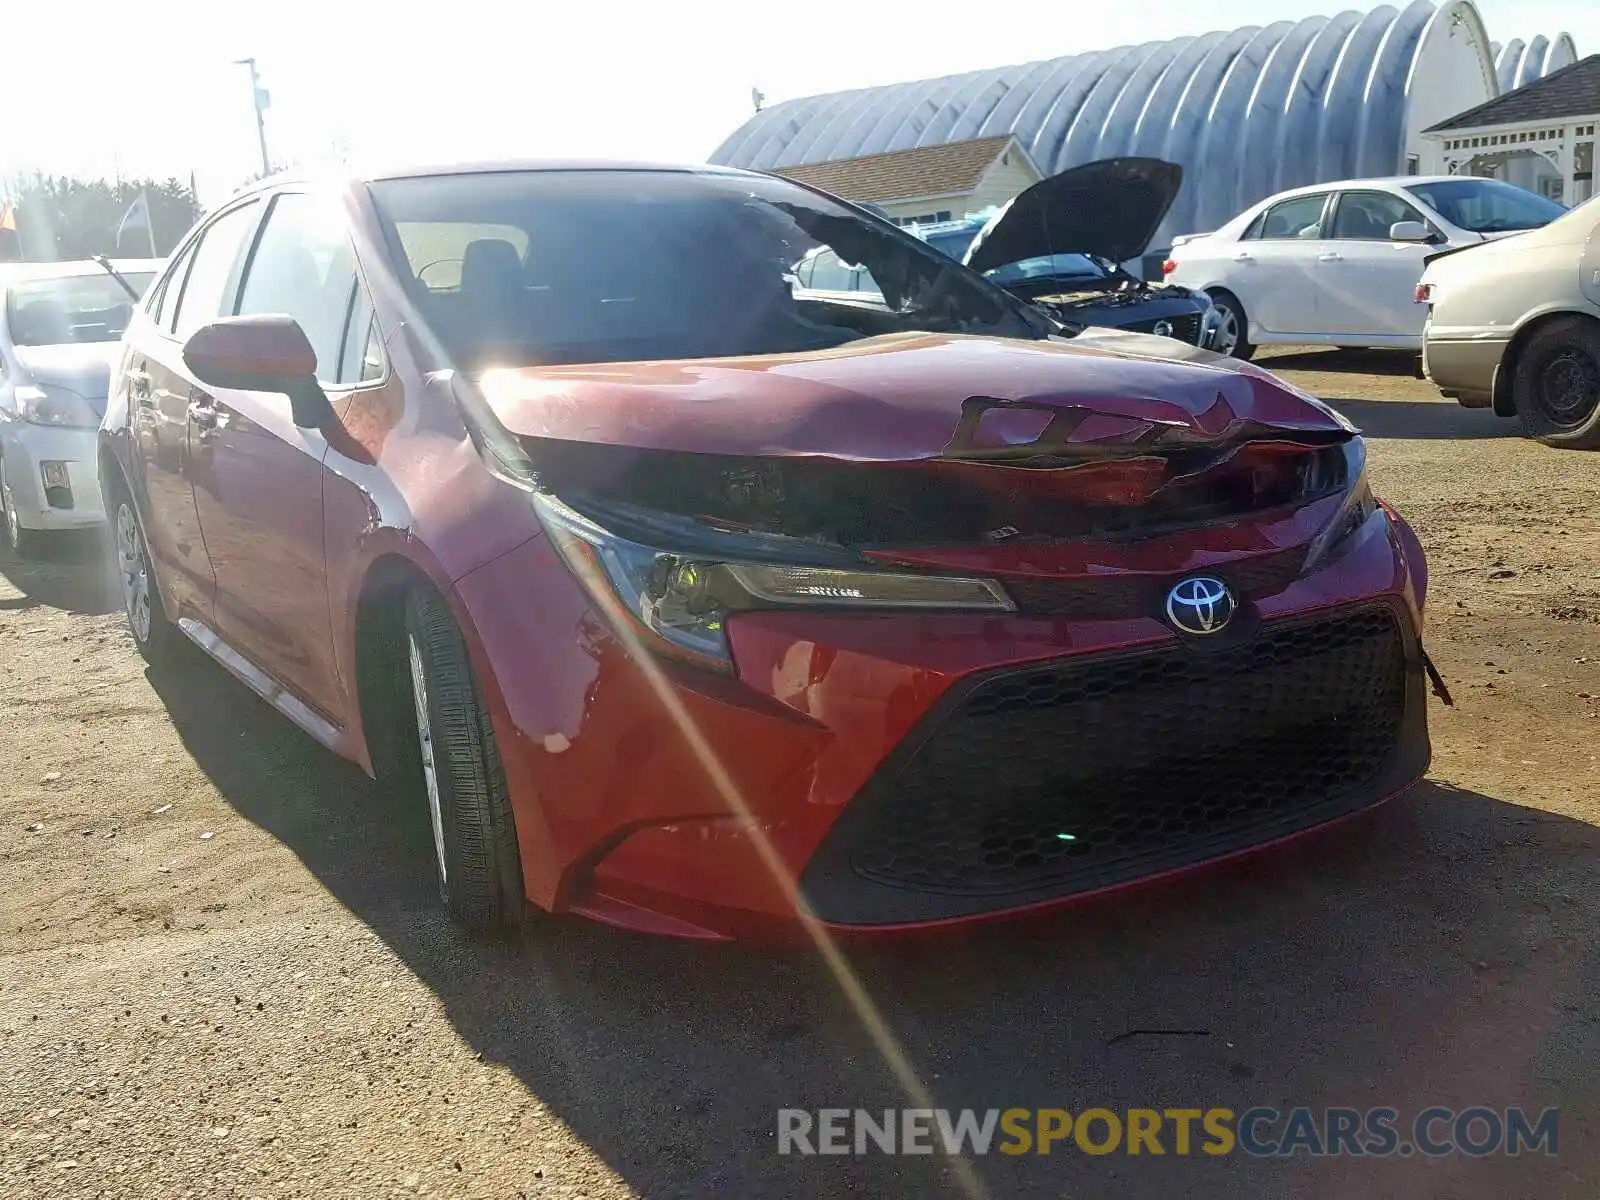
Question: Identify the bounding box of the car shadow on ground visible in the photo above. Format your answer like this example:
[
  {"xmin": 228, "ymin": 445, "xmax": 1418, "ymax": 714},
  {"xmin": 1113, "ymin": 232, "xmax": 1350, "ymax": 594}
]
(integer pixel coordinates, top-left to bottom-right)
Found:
[
  {"xmin": 135, "ymin": 639, "xmax": 1600, "ymax": 1199},
  {"xmin": 1319, "ymin": 399, "xmax": 1515, "ymax": 442},
  {"xmin": 0, "ymin": 531, "xmax": 119, "ymax": 616},
  {"xmin": 1258, "ymin": 348, "xmax": 1421, "ymax": 377}
]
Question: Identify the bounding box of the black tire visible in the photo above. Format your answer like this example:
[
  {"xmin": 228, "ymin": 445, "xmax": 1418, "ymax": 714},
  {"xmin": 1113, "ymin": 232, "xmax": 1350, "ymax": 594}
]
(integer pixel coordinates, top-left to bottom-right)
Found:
[
  {"xmin": 1208, "ymin": 290, "xmax": 1256, "ymax": 361},
  {"xmin": 0, "ymin": 462, "xmax": 45, "ymax": 559},
  {"xmin": 1511, "ymin": 316, "xmax": 1600, "ymax": 449},
  {"xmin": 403, "ymin": 587, "xmax": 526, "ymax": 934},
  {"xmin": 108, "ymin": 488, "xmax": 179, "ymax": 664}
]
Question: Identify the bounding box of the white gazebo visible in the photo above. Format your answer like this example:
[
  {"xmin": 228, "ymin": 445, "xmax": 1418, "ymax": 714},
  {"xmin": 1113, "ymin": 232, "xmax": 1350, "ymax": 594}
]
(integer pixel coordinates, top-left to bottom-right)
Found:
[{"xmin": 1422, "ymin": 54, "xmax": 1600, "ymax": 205}]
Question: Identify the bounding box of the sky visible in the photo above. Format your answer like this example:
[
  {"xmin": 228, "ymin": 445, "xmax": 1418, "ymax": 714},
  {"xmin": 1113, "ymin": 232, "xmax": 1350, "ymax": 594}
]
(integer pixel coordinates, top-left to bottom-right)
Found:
[{"xmin": 7, "ymin": 0, "xmax": 1598, "ymax": 207}]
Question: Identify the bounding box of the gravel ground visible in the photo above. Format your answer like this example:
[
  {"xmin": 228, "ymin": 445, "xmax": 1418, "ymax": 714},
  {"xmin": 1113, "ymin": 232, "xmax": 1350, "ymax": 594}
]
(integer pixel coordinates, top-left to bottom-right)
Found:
[{"xmin": 1, "ymin": 347, "xmax": 1597, "ymax": 1199}]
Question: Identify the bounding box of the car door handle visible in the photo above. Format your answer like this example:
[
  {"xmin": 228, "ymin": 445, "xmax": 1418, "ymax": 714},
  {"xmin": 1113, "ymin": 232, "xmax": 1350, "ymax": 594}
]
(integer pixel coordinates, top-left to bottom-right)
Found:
[
  {"xmin": 1232, "ymin": 252, "xmax": 1252, "ymax": 262},
  {"xmin": 1317, "ymin": 252, "xmax": 1343, "ymax": 262}
]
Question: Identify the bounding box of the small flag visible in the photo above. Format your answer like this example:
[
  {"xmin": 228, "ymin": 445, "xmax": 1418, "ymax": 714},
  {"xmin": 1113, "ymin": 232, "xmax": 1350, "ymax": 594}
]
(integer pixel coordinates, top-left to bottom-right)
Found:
[
  {"xmin": 116, "ymin": 189, "xmax": 158, "ymax": 256},
  {"xmin": 0, "ymin": 201, "xmax": 15, "ymax": 233}
]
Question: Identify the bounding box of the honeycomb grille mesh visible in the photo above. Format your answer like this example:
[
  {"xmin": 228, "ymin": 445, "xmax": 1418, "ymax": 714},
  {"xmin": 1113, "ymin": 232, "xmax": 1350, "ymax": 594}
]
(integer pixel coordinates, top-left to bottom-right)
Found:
[{"xmin": 845, "ymin": 607, "xmax": 1407, "ymax": 899}]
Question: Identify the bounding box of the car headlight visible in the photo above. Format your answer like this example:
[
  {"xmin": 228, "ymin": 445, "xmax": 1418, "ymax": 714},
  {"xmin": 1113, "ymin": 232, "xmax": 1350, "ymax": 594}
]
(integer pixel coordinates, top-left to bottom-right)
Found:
[
  {"xmin": 534, "ymin": 492, "xmax": 1015, "ymax": 672},
  {"xmin": 16, "ymin": 383, "xmax": 99, "ymax": 428},
  {"xmin": 1301, "ymin": 440, "xmax": 1380, "ymax": 573}
]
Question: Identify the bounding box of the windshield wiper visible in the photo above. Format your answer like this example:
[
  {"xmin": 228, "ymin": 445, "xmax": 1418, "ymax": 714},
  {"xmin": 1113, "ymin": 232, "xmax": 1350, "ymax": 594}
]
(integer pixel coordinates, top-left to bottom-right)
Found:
[{"xmin": 90, "ymin": 255, "xmax": 142, "ymax": 301}]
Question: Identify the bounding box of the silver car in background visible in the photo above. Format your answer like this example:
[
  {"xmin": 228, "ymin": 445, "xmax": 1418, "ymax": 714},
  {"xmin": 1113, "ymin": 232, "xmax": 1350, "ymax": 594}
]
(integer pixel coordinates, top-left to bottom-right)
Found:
[{"xmin": 0, "ymin": 260, "xmax": 159, "ymax": 555}]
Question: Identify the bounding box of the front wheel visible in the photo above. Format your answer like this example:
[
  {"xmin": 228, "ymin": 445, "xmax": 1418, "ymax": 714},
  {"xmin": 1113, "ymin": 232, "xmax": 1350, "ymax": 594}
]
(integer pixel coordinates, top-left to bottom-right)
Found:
[
  {"xmin": 404, "ymin": 588, "xmax": 526, "ymax": 934},
  {"xmin": 1, "ymin": 462, "xmax": 44, "ymax": 559},
  {"xmin": 1207, "ymin": 291, "xmax": 1256, "ymax": 361},
  {"xmin": 1512, "ymin": 317, "xmax": 1600, "ymax": 449},
  {"xmin": 112, "ymin": 495, "xmax": 178, "ymax": 663}
]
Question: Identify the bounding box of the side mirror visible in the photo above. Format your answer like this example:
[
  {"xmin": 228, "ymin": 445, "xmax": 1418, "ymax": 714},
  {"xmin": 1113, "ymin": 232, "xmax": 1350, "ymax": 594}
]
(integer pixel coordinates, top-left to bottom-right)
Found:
[
  {"xmin": 1389, "ymin": 221, "xmax": 1432, "ymax": 243},
  {"xmin": 183, "ymin": 314, "xmax": 334, "ymax": 430}
]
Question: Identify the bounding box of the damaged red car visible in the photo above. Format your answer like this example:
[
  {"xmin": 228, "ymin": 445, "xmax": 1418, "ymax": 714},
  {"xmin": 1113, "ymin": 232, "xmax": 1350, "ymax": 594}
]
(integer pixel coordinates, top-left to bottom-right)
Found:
[{"xmin": 99, "ymin": 162, "xmax": 1434, "ymax": 939}]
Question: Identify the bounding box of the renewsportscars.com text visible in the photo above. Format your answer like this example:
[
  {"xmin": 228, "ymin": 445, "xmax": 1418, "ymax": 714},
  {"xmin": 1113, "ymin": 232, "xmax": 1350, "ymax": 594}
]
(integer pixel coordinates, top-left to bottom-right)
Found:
[{"xmin": 776, "ymin": 1106, "xmax": 1559, "ymax": 1158}]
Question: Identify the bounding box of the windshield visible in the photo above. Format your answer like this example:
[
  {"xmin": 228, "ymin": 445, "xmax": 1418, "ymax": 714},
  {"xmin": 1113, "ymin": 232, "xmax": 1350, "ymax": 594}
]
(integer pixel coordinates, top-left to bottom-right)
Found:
[
  {"xmin": 918, "ymin": 227, "xmax": 980, "ymax": 262},
  {"xmin": 369, "ymin": 169, "xmax": 1043, "ymax": 369},
  {"xmin": 1405, "ymin": 178, "xmax": 1566, "ymax": 234},
  {"xmin": 4, "ymin": 271, "xmax": 156, "ymax": 347}
]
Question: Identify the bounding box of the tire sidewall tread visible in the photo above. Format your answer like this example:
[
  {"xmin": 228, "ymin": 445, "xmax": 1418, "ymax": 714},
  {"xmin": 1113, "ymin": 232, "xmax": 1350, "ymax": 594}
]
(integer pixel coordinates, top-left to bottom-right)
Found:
[
  {"xmin": 403, "ymin": 588, "xmax": 525, "ymax": 934},
  {"xmin": 1512, "ymin": 316, "xmax": 1600, "ymax": 449}
]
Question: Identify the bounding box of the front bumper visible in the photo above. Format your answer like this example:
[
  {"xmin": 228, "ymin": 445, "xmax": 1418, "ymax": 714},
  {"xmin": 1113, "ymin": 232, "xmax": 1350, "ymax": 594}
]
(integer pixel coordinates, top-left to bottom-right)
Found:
[
  {"xmin": 0, "ymin": 423, "xmax": 105, "ymax": 530},
  {"xmin": 456, "ymin": 504, "xmax": 1431, "ymax": 940}
]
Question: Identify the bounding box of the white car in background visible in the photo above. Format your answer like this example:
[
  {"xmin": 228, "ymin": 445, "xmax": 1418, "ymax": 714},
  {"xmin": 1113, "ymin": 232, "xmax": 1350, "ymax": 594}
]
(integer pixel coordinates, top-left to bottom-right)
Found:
[
  {"xmin": 1164, "ymin": 176, "xmax": 1566, "ymax": 359},
  {"xmin": 0, "ymin": 260, "xmax": 160, "ymax": 556}
]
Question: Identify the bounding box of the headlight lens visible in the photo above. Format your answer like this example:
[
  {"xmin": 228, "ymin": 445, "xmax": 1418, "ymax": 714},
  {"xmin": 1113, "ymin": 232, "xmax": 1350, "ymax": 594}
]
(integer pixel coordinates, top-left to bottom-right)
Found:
[
  {"xmin": 1301, "ymin": 441, "xmax": 1379, "ymax": 573},
  {"xmin": 535, "ymin": 493, "xmax": 1015, "ymax": 671},
  {"xmin": 16, "ymin": 383, "xmax": 99, "ymax": 428}
]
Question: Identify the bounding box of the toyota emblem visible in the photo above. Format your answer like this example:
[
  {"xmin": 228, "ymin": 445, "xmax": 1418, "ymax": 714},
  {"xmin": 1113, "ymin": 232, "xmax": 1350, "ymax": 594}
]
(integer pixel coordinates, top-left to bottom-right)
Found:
[{"xmin": 1165, "ymin": 576, "xmax": 1236, "ymax": 636}]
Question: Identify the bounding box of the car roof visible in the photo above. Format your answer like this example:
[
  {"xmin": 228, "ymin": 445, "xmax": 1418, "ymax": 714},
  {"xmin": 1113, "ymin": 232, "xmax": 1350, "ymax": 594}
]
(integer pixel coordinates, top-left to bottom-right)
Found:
[
  {"xmin": 1261, "ymin": 176, "xmax": 1467, "ymax": 202},
  {"xmin": 229, "ymin": 159, "xmax": 763, "ymax": 199}
]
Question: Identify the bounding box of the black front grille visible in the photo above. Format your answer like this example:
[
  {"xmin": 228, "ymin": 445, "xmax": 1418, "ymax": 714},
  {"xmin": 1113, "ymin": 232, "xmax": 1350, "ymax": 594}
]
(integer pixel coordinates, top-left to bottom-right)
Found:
[
  {"xmin": 1005, "ymin": 548, "xmax": 1305, "ymax": 618},
  {"xmin": 1127, "ymin": 311, "xmax": 1202, "ymax": 344},
  {"xmin": 801, "ymin": 606, "xmax": 1426, "ymax": 925}
]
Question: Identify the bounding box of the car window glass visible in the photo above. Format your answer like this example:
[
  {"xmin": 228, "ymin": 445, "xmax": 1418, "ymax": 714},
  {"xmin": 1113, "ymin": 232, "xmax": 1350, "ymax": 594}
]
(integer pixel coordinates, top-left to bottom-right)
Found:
[
  {"xmin": 395, "ymin": 222, "xmax": 529, "ymax": 291},
  {"xmin": 806, "ymin": 249, "xmax": 857, "ymax": 291},
  {"xmin": 236, "ymin": 193, "xmax": 359, "ymax": 386},
  {"xmin": 4, "ymin": 272, "xmax": 157, "ymax": 346},
  {"xmin": 371, "ymin": 169, "xmax": 1039, "ymax": 370},
  {"xmin": 1330, "ymin": 191, "xmax": 1423, "ymax": 240},
  {"xmin": 173, "ymin": 202, "xmax": 260, "ymax": 339},
  {"xmin": 1247, "ymin": 194, "xmax": 1327, "ymax": 240},
  {"xmin": 1403, "ymin": 178, "xmax": 1567, "ymax": 234},
  {"xmin": 336, "ymin": 280, "xmax": 384, "ymax": 385},
  {"xmin": 155, "ymin": 243, "xmax": 198, "ymax": 333}
]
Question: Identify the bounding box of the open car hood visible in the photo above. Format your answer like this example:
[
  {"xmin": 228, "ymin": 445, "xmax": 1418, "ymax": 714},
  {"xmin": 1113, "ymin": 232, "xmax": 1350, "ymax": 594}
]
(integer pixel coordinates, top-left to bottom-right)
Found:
[{"xmin": 962, "ymin": 158, "xmax": 1183, "ymax": 274}]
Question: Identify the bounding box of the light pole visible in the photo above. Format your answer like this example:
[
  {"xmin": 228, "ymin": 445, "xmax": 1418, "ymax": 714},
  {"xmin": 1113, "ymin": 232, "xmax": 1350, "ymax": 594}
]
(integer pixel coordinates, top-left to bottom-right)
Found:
[{"xmin": 234, "ymin": 57, "xmax": 271, "ymax": 179}]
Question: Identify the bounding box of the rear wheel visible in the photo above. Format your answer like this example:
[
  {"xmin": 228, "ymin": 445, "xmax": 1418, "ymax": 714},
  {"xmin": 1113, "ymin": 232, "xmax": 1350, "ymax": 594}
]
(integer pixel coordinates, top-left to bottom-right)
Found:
[
  {"xmin": 111, "ymin": 493, "xmax": 178, "ymax": 663},
  {"xmin": 0, "ymin": 462, "xmax": 44, "ymax": 559},
  {"xmin": 1208, "ymin": 291, "xmax": 1256, "ymax": 361},
  {"xmin": 1512, "ymin": 316, "xmax": 1600, "ymax": 449},
  {"xmin": 403, "ymin": 587, "xmax": 526, "ymax": 934}
]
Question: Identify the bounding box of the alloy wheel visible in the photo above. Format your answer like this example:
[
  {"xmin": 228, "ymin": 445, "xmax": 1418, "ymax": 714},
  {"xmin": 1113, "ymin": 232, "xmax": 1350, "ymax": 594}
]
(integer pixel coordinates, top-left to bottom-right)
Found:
[
  {"xmin": 115, "ymin": 503, "xmax": 153, "ymax": 643},
  {"xmin": 1213, "ymin": 305, "xmax": 1241, "ymax": 356},
  {"xmin": 1, "ymin": 464, "xmax": 19, "ymax": 553}
]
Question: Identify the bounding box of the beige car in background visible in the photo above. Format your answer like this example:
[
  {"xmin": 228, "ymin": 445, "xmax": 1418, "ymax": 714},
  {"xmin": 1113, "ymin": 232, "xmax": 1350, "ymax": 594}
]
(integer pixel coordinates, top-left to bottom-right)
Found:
[{"xmin": 1418, "ymin": 194, "xmax": 1600, "ymax": 449}]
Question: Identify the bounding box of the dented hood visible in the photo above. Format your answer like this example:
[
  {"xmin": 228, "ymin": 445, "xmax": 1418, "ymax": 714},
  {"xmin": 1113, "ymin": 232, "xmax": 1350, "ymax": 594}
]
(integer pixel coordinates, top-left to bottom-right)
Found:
[
  {"xmin": 963, "ymin": 157, "xmax": 1184, "ymax": 273},
  {"xmin": 474, "ymin": 331, "xmax": 1352, "ymax": 464}
]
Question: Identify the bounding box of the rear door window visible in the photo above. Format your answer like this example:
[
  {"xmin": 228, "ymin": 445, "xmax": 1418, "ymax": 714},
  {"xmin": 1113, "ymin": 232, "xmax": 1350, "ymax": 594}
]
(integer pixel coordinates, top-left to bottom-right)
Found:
[{"xmin": 1243, "ymin": 194, "xmax": 1329, "ymax": 240}]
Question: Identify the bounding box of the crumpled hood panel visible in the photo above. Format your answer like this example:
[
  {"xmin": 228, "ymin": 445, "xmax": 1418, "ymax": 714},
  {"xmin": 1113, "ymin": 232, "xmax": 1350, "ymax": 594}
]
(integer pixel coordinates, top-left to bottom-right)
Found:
[{"xmin": 475, "ymin": 332, "xmax": 1351, "ymax": 463}]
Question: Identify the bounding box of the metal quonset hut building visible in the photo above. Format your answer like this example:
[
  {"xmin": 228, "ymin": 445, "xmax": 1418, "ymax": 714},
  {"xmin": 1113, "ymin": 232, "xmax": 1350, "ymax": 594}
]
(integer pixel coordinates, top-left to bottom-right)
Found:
[{"xmin": 711, "ymin": 1, "xmax": 1577, "ymax": 254}]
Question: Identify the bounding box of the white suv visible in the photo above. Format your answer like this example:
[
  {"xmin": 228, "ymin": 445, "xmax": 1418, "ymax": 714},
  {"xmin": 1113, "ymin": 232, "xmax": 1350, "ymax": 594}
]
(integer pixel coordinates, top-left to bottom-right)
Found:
[{"xmin": 1164, "ymin": 176, "xmax": 1565, "ymax": 359}]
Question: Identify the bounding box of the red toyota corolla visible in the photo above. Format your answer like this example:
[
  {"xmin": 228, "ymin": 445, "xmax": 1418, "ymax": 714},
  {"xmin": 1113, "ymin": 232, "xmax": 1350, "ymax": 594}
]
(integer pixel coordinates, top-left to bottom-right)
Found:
[{"xmin": 99, "ymin": 162, "xmax": 1435, "ymax": 940}]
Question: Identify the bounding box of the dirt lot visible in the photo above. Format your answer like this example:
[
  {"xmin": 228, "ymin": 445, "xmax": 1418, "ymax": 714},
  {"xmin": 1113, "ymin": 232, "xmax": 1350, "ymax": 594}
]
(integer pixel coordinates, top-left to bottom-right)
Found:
[{"xmin": 1, "ymin": 348, "xmax": 1597, "ymax": 1199}]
